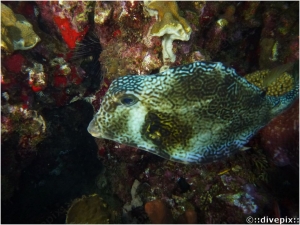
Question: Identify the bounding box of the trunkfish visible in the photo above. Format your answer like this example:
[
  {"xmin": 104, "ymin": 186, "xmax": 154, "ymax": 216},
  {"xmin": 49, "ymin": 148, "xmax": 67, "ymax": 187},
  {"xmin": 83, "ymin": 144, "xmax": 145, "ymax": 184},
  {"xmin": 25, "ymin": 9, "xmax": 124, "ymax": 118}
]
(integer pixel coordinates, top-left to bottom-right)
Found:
[{"xmin": 88, "ymin": 61, "xmax": 299, "ymax": 164}]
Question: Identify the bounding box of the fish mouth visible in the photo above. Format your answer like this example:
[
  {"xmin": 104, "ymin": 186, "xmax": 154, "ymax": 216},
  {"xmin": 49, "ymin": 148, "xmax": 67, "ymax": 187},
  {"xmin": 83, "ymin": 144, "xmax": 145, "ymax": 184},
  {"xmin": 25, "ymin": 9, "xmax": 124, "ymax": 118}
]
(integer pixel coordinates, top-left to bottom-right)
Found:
[{"xmin": 87, "ymin": 118, "xmax": 102, "ymax": 138}]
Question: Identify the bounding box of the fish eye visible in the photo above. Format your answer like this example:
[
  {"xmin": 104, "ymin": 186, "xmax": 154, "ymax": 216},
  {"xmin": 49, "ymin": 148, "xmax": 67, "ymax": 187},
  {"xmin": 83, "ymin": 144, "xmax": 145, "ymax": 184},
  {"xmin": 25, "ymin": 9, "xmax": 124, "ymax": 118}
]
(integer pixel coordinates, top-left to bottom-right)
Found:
[{"xmin": 120, "ymin": 94, "xmax": 138, "ymax": 106}]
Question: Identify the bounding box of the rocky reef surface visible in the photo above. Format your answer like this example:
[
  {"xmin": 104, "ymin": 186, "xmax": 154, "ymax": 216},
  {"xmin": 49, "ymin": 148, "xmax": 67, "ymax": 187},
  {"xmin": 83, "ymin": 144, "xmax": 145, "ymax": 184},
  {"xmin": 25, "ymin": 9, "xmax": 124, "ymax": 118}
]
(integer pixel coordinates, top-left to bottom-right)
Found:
[{"xmin": 1, "ymin": 1, "xmax": 298, "ymax": 224}]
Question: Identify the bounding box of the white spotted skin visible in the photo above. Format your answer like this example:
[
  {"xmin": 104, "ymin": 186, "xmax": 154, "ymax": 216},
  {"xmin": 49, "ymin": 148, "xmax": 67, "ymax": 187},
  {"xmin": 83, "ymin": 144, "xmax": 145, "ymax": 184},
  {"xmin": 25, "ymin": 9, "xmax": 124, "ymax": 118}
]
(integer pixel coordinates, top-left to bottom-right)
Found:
[{"xmin": 88, "ymin": 61, "xmax": 298, "ymax": 164}]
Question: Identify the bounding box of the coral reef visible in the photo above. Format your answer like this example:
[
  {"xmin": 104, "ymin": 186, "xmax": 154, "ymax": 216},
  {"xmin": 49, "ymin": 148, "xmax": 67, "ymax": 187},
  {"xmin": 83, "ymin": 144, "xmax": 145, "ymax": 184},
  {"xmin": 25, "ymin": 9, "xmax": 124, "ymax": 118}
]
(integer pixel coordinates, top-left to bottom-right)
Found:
[
  {"xmin": 1, "ymin": 3, "xmax": 40, "ymax": 53},
  {"xmin": 1, "ymin": 101, "xmax": 47, "ymax": 201},
  {"xmin": 123, "ymin": 179, "xmax": 143, "ymax": 215},
  {"xmin": 245, "ymin": 69, "xmax": 294, "ymax": 96},
  {"xmin": 217, "ymin": 184, "xmax": 259, "ymax": 215},
  {"xmin": 1, "ymin": 2, "xmax": 101, "ymax": 206},
  {"xmin": 1, "ymin": 1, "xmax": 298, "ymax": 224},
  {"xmin": 144, "ymin": 199, "xmax": 197, "ymax": 224},
  {"xmin": 1, "ymin": 103, "xmax": 46, "ymax": 153},
  {"xmin": 93, "ymin": 1, "xmax": 164, "ymax": 80},
  {"xmin": 2, "ymin": 53, "xmax": 25, "ymax": 73},
  {"xmin": 92, "ymin": 134, "xmax": 281, "ymax": 222},
  {"xmin": 259, "ymin": 101, "xmax": 299, "ymax": 167},
  {"xmin": 144, "ymin": 199, "xmax": 173, "ymax": 224},
  {"xmin": 35, "ymin": 1, "xmax": 91, "ymax": 49},
  {"xmin": 27, "ymin": 62, "xmax": 47, "ymax": 92},
  {"xmin": 66, "ymin": 194, "xmax": 110, "ymax": 224},
  {"xmin": 99, "ymin": 42, "xmax": 162, "ymax": 79},
  {"xmin": 177, "ymin": 209, "xmax": 197, "ymax": 224},
  {"xmin": 144, "ymin": 1, "xmax": 192, "ymax": 67}
]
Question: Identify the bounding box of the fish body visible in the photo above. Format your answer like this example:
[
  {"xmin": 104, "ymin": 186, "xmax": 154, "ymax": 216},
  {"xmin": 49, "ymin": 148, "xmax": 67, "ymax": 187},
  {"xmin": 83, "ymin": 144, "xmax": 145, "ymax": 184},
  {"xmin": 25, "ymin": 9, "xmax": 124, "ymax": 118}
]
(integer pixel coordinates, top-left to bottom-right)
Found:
[{"xmin": 88, "ymin": 61, "xmax": 298, "ymax": 164}]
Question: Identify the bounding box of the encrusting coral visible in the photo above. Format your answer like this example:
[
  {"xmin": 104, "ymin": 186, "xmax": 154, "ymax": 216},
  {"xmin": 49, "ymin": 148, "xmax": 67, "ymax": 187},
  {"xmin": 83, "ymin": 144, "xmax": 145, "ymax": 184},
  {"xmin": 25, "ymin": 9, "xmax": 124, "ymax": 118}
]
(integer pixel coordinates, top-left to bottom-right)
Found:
[
  {"xmin": 1, "ymin": 3, "xmax": 40, "ymax": 53},
  {"xmin": 66, "ymin": 194, "xmax": 110, "ymax": 224},
  {"xmin": 245, "ymin": 69, "xmax": 294, "ymax": 96},
  {"xmin": 1, "ymin": 3, "xmax": 17, "ymax": 52},
  {"xmin": 144, "ymin": 1, "xmax": 192, "ymax": 69}
]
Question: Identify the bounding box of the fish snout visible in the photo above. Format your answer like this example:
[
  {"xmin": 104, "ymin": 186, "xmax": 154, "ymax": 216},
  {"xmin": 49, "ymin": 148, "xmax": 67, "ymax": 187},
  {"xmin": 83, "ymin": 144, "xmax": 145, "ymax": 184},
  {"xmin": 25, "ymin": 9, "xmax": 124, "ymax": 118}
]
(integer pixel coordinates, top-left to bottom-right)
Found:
[{"xmin": 87, "ymin": 118, "xmax": 102, "ymax": 138}]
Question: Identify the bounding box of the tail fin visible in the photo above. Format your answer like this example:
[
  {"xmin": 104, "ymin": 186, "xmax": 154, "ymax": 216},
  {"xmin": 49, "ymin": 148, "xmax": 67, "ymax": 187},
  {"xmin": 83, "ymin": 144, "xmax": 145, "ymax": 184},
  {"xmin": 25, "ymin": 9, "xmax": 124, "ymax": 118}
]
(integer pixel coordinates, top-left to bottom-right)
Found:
[{"xmin": 268, "ymin": 61, "xmax": 299, "ymax": 117}]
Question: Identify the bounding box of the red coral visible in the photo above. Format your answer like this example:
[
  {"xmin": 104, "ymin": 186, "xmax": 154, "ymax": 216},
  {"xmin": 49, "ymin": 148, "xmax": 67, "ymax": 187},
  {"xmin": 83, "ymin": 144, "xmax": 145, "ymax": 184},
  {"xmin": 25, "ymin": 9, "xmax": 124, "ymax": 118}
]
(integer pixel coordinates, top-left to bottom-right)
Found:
[
  {"xmin": 28, "ymin": 70, "xmax": 47, "ymax": 93},
  {"xmin": 31, "ymin": 86, "xmax": 44, "ymax": 92},
  {"xmin": 112, "ymin": 29, "xmax": 122, "ymax": 38},
  {"xmin": 53, "ymin": 16, "xmax": 89, "ymax": 49},
  {"xmin": 53, "ymin": 75, "xmax": 68, "ymax": 88},
  {"xmin": 3, "ymin": 54, "xmax": 25, "ymax": 73}
]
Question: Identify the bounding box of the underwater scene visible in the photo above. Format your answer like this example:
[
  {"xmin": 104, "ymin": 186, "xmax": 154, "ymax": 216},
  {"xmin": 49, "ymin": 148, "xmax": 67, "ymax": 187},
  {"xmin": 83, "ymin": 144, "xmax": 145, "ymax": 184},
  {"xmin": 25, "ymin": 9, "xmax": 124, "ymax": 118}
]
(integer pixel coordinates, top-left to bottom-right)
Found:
[{"xmin": 1, "ymin": 1, "xmax": 299, "ymax": 224}]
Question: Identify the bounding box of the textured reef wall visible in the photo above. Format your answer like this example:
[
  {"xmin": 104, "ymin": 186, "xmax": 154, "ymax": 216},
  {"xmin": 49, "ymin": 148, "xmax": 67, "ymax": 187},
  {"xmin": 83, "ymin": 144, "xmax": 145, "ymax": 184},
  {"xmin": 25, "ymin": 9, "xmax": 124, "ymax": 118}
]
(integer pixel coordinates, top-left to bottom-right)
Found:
[{"xmin": 1, "ymin": 1, "xmax": 299, "ymax": 224}]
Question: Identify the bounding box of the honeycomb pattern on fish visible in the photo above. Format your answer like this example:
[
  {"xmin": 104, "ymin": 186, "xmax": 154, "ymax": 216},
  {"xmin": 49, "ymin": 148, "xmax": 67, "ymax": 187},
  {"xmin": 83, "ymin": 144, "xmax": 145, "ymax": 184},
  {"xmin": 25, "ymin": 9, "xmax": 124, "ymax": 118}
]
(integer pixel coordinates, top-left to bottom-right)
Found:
[{"xmin": 88, "ymin": 61, "xmax": 298, "ymax": 164}]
